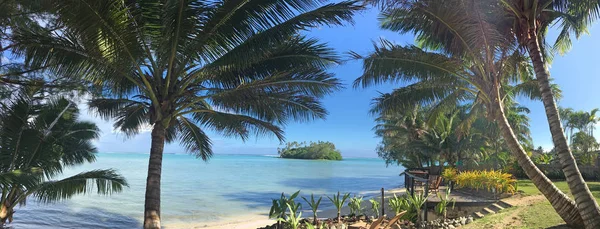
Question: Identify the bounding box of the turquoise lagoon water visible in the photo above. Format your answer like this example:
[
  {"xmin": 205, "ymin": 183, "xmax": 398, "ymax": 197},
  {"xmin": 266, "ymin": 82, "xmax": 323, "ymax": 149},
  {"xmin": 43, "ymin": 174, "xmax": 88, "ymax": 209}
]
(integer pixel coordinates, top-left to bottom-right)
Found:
[{"xmin": 10, "ymin": 153, "xmax": 403, "ymax": 228}]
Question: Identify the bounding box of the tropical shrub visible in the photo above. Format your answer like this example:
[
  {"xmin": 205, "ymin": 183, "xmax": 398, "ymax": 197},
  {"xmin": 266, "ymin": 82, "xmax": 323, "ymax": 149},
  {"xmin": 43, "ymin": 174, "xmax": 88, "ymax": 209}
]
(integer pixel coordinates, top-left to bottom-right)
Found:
[
  {"xmin": 441, "ymin": 167, "xmax": 458, "ymax": 182},
  {"xmin": 269, "ymin": 191, "xmax": 301, "ymax": 229},
  {"xmin": 369, "ymin": 199, "xmax": 381, "ymax": 218},
  {"xmin": 327, "ymin": 192, "xmax": 350, "ymax": 223},
  {"xmin": 388, "ymin": 194, "xmax": 410, "ymax": 215},
  {"xmin": 434, "ymin": 188, "xmax": 456, "ymax": 219},
  {"xmin": 444, "ymin": 169, "xmax": 517, "ymax": 194},
  {"xmin": 407, "ymin": 193, "xmax": 428, "ymax": 223},
  {"xmin": 302, "ymin": 194, "xmax": 322, "ymax": 224},
  {"xmin": 388, "ymin": 193, "xmax": 426, "ymax": 223},
  {"xmin": 278, "ymin": 141, "xmax": 342, "ymax": 160},
  {"xmin": 348, "ymin": 196, "xmax": 364, "ymax": 216},
  {"xmin": 533, "ymin": 153, "xmax": 554, "ymax": 165},
  {"xmin": 279, "ymin": 202, "xmax": 302, "ymax": 229}
]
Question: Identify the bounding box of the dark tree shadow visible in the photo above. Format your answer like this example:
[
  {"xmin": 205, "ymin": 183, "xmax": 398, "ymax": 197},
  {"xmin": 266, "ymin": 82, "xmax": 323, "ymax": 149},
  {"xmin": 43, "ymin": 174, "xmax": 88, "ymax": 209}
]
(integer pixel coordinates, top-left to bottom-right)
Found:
[
  {"xmin": 7, "ymin": 206, "xmax": 141, "ymax": 229},
  {"xmin": 223, "ymin": 191, "xmax": 286, "ymax": 209},
  {"xmin": 221, "ymin": 177, "xmax": 402, "ymax": 211},
  {"xmin": 279, "ymin": 176, "xmax": 402, "ymax": 194},
  {"xmin": 545, "ymin": 224, "xmax": 572, "ymax": 229}
]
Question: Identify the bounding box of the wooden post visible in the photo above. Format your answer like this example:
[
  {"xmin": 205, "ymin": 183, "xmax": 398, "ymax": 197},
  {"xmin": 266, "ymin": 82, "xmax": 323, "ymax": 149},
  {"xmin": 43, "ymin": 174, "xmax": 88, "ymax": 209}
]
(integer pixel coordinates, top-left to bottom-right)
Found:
[
  {"xmin": 381, "ymin": 188, "xmax": 385, "ymax": 216},
  {"xmin": 423, "ymin": 179, "xmax": 429, "ymax": 222},
  {"xmin": 410, "ymin": 178, "xmax": 415, "ymax": 196}
]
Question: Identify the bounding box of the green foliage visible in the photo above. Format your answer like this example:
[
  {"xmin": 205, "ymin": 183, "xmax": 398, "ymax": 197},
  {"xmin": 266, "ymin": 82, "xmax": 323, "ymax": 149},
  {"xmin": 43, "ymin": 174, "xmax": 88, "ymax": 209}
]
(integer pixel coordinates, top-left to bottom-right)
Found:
[
  {"xmin": 12, "ymin": 1, "xmax": 362, "ymax": 224},
  {"xmin": 269, "ymin": 190, "xmax": 301, "ymax": 223},
  {"xmin": 442, "ymin": 167, "xmax": 458, "ymax": 182},
  {"xmin": 304, "ymin": 221, "xmax": 325, "ymax": 229},
  {"xmin": 278, "ymin": 141, "xmax": 342, "ymax": 160},
  {"xmin": 278, "ymin": 202, "xmax": 302, "ymax": 229},
  {"xmin": 369, "ymin": 199, "xmax": 381, "ymax": 218},
  {"xmin": 302, "ymin": 194, "xmax": 322, "ymax": 223},
  {"xmin": 328, "ymin": 192, "xmax": 350, "ymax": 222},
  {"xmin": 434, "ymin": 188, "xmax": 456, "ymax": 219},
  {"xmin": 0, "ymin": 89, "xmax": 127, "ymax": 222},
  {"xmin": 407, "ymin": 193, "xmax": 428, "ymax": 223},
  {"xmin": 533, "ymin": 153, "xmax": 554, "ymax": 165},
  {"xmin": 348, "ymin": 196, "xmax": 364, "ymax": 216},
  {"xmin": 388, "ymin": 193, "xmax": 418, "ymax": 222},
  {"xmin": 388, "ymin": 193, "xmax": 429, "ymax": 223},
  {"xmin": 389, "ymin": 194, "xmax": 410, "ymax": 214},
  {"xmin": 444, "ymin": 169, "xmax": 517, "ymax": 194}
]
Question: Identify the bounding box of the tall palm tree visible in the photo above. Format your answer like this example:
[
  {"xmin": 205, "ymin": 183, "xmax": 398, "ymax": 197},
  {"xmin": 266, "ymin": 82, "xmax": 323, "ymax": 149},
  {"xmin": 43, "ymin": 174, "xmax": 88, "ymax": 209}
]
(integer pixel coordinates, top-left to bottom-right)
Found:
[
  {"xmin": 375, "ymin": 107, "xmax": 431, "ymax": 168},
  {"xmin": 355, "ymin": 0, "xmax": 582, "ymax": 226},
  {"xmin": 10, "ymin": 1, "xmax": 362, "ymax": 228},
  {"xmin": 0, "ymin": 88, "xmax": 127, "ymax": 224},
  {"xmin": 559, "ymin": 107, "xmax": 575, "ymax": 143},
  {"xmin": 501, "ymin": 1, "xmax": 600, "ymax": 226},
  {"xmin": 375, "ymin": 106, "xmax": 470, "ymax": 168}
]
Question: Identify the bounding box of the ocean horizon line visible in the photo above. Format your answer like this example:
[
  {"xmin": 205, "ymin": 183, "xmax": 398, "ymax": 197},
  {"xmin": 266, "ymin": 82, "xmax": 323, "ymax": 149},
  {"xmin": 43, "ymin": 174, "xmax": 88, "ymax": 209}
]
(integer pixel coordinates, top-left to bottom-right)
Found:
[{"xmin": 97, "ymin": 151, "xmax": 381, "ymax": 159}]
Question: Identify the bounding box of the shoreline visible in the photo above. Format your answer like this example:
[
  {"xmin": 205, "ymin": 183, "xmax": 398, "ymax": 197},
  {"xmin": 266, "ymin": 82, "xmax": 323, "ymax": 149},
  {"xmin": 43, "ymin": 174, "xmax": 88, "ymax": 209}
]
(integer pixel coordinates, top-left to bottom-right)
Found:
[{"xmin": 174, "ymin": 187, "xmax": 407, "ymax": 229}]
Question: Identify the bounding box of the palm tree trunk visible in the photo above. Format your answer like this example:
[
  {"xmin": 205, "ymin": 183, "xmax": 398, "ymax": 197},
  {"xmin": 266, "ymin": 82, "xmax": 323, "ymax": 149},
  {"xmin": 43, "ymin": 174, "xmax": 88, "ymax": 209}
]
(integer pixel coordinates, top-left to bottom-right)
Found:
[
  {"xmin": 144, "ymin": 125, "xmax": 166, "ymax": 229},
  {"xmin": 493, "ymin": 97, "xmax": 583, "ymax": 227},
  {"xmin": 526, "ymin": 30, "xmax": 600, "ymax": 228}
]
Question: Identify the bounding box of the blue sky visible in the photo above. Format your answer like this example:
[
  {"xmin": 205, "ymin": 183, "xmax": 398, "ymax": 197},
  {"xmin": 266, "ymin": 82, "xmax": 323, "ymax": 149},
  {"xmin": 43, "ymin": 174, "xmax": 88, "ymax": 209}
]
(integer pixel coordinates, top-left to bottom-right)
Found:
[{"xmin": 79, "ymin": 7, "xmax": 600, "ymax": 158}]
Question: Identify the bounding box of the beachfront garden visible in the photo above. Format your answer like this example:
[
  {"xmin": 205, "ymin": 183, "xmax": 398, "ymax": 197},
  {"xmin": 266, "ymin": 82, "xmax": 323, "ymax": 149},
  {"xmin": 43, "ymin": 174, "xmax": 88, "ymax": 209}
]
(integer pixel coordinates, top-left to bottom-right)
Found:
[
  {"xmin": 3, "ymin": 0, "xmax": 600, "ymax": 229},
  {"xmin": 261, "ymin": 167, "xmax": 521, "ymax": 229}
]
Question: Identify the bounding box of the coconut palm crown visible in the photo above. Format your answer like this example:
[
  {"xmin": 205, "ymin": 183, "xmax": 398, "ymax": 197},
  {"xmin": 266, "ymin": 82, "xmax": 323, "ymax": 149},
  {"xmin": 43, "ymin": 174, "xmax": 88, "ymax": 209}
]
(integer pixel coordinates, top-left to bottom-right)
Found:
[
  {"xmin": 10, "ymin": 0, "xmax": 363, "ymax": 228},
  {"xmin": 354, "ymin": 0, "xmax": 583, "ymax": 226},
  {"xmin": 500, "ymin": 1, "xmax": 600, "ymax": 226},
  {"xmin": 0, "ymin": 88, "xmax": 127, "ymax": 224}
]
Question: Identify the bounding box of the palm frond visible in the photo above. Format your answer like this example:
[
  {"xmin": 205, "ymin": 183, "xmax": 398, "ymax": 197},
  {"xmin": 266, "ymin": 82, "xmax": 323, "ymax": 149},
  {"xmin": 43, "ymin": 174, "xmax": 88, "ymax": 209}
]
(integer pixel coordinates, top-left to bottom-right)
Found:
[
  {"xmin": 32, "ymin": 169, "xmax": 128, "ymax": 204},
  {"xmin": 88, "ymin": 98, "xmax": 151, "ymax": 137},
  {"xmin": 191, "ymin": 110, "xmax": 285, "ymax": 142},
  {"xmin": 176, "ymin": 117, "xmax": 212, "ymax": 161},
  {"xmin": 353, "ymin": 41, "xmax": 465, "ymax": 88}
]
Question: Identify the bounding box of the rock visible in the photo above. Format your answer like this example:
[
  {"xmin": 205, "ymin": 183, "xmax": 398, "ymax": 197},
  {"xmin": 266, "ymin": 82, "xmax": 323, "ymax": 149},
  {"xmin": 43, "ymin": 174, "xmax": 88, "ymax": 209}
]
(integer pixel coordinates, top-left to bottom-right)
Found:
[
  {"xmin": 466, "ymin": 216, "xmax": 473, "ymax": 224},
  {"xmin": 448, "ymin": 225, "xmax": 455, "ymax": 229}
]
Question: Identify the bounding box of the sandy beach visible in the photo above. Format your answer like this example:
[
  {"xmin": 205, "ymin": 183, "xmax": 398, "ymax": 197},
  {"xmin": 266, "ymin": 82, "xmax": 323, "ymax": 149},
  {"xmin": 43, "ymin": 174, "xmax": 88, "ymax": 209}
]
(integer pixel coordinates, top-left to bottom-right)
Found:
[{"xmin": 180, "ymin": 188, "xmax": 407, "ymax": 229}]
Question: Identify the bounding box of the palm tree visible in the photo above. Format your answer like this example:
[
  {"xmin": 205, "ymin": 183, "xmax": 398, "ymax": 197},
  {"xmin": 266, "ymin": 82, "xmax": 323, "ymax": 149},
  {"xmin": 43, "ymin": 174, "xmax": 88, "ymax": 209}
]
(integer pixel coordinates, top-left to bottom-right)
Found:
[
  {"xmin": 11, "ymin": 1, "xmax": 362, "ymax": 228},
  {"xmin": 375, "ymin": 107, "xmax": 437, "ymax": 168},
  {"xmin": 355, "ymin": 0, "xmax": 582, "ymax": 226},
  {"xmin": 1, "ymin": 0, "xmax": 87, "ymax": 98},
  {"xmin": 500, "ymin": 1, "xmax": 600, "ymax": 226},
  {"xmin": 559, "ymin": 107, "xmax": 575, "ymax": 143},
  {"xmin": 0, "ymin": 88, "xmax": 127, "ymax": 224}
]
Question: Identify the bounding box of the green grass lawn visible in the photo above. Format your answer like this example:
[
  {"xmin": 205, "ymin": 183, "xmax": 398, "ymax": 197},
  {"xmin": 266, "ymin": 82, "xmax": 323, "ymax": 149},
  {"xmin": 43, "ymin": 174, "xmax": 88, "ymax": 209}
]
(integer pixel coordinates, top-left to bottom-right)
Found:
[
  {"xmin": 517, "ymin": 180, "xmax": 600, "ymax": 200},
  {"xmin": 463, "ymin": 180, "xmax": 600, "ymax": 229}
]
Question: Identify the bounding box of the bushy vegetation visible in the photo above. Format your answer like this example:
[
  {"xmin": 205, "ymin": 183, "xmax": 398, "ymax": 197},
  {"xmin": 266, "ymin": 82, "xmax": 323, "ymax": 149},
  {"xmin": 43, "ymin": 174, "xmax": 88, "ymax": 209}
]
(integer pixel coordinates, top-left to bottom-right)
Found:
[
  {"xmin": 443, "ymin": 168, "xmax": 516, "ymax": 194},
  {"xmin": 0, "ymin": 89, "xmax": 127, "ymax": 223},
  {"xmin": 269, "ymin": 191, "xmax": 302, "ymax": 229},
  {"xmin": 434, "ymin": 189, "xmax": 456, "ymax": 220},
  {"xmin": 278, "ymin": 141, "xmax": 342, "ymax": 160},
  {"xmin": 388, "ymin": 193, "xmax": 428, "ymax": 223}
]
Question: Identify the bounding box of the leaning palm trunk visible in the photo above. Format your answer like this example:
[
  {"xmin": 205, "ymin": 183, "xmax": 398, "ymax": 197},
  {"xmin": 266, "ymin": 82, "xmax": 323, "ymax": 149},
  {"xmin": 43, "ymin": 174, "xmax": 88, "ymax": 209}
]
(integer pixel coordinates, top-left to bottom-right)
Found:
[
  {"xmin": 526, "ymin": 29, "xmax": 600, "ymax": 228},
  {"xmin": 144, "ymin": 124, "xmax": 166, "ymax": 229},
  {"xmin": 493, "ymin": 93, "xmax": 583, "ymax": 227}
]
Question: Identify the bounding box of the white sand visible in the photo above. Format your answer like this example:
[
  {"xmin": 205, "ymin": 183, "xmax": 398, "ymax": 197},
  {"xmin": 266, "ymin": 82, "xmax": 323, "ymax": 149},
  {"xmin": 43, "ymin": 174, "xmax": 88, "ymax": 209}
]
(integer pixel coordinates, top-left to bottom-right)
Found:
[{"xmin": 166, "ymin": 188, "xmax": 407, "ymax": 229}]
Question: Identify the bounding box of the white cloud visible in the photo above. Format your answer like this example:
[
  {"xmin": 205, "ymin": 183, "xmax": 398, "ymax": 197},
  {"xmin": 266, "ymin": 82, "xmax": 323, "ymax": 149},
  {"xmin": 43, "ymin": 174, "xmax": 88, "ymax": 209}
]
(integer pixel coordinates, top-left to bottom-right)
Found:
[{"xmin": 110, "ymin": 123, "xmax": 153, "ymax": 134}]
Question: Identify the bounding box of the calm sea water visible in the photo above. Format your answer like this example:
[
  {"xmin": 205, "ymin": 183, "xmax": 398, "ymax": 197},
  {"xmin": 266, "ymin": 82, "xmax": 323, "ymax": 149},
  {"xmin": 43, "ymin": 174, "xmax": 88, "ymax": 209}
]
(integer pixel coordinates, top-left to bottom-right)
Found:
[{"xmin": 10, "ymin": 153, "xmax": 403, "ymax": 228}]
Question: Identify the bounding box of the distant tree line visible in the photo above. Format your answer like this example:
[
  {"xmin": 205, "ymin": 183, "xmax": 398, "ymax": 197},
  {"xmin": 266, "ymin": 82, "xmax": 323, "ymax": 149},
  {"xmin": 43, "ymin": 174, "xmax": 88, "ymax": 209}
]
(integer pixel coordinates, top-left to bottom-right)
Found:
[{"xmin": 278, "ymin": 141, "xmax": 342, "ymax": 160}]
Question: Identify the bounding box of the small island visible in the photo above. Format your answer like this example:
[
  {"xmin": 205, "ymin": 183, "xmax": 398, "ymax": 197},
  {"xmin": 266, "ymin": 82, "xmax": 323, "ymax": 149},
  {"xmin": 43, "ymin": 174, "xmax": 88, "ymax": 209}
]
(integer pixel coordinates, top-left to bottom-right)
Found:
[{"xmin": 277, "ymin": 141, "xmax": 342, "ymax": 160}]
